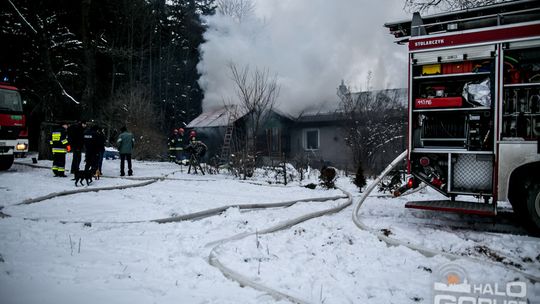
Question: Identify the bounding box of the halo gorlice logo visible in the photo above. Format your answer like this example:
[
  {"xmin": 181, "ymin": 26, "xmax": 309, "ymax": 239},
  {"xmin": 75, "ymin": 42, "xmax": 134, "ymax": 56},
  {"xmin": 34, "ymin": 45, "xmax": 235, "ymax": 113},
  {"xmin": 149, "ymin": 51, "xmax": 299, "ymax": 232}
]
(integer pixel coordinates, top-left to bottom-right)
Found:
[{"xmin": 433, "ymin": 263, "xmax": 528, "ymax": 304}]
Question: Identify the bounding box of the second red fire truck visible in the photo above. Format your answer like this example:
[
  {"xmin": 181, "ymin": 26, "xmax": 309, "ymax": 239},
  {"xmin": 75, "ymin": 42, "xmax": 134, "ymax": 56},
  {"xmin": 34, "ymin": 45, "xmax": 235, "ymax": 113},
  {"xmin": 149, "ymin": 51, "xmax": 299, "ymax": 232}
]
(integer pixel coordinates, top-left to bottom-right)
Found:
[{"xmin": 0, "ymin": 82, "xmax": 28, "ymax": 170}]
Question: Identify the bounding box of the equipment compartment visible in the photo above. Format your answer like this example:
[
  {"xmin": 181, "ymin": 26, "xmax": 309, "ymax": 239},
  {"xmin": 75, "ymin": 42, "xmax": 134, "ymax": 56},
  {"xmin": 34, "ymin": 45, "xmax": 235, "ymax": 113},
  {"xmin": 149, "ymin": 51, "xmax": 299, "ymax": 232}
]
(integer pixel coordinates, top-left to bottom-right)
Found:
[
  {"xmin": 410, "ymin": 153, "xmax": 450, "ymax": 193},
  {"xmin": 411, "ymin": 57, "xmax": 495, "ymax": 152},
  {"xmin": 502, "ymin": 46, "xmax": 540, "ymax": 140},
  {"xmin": 417, "ymin": 113, "xmax": 467, "ymax": 148}
]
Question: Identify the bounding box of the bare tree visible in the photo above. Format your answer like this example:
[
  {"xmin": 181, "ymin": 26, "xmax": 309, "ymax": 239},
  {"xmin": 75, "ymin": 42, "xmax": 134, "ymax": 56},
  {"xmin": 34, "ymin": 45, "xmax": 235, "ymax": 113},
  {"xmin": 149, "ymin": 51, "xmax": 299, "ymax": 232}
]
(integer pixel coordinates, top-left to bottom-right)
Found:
[
  {"xmin": 404, "ymin": 0, "xmax": 507, "ymax": 13},
  {"xmin": 338, "ymin": 77, "xmax": 406, "ymax": 174},
  {"xmin": 216, "ymin": 0, "xmax": 255, "ymax": 22},
  {"xmin": 229, "ymin": 63, "xmax": 280, "ymax": 155},
  {"xmin": 103, "ymin": 85, "xmax": 165, "ymax": 159}
]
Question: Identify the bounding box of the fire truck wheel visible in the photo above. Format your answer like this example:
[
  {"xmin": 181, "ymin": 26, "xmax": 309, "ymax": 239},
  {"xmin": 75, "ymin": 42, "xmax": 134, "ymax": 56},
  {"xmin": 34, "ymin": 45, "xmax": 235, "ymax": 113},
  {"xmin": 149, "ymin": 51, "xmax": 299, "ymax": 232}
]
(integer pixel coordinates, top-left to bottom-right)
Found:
[
  {"xmin": 525, "ymin": 184, "xmax": 540, "ymax": 235},
  {"xmin": 0, "ymin": 155, "xmax": 14, "ymax": 171}
]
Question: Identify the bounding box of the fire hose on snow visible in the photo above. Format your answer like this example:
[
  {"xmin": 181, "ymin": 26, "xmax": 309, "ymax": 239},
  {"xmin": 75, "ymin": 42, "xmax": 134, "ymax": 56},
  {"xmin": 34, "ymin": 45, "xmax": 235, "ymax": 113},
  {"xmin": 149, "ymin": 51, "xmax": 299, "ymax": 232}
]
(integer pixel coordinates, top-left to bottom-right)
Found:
[
  {"xmin": 352, "ymin": 151, "xmax": 540, "ymax": 283},
  {"xmin": 206, "ymin": 189, "xmax": 353, "ymax": 304}
]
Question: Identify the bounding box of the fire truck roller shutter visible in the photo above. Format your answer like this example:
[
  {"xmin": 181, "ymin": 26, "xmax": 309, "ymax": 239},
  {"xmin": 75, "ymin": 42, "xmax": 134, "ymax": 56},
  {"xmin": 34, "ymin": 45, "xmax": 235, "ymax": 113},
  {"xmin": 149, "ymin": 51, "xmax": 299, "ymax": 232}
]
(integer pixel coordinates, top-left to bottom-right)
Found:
[
  {"xmin": 412, "ymin": 45, "xmax": 495, "ymax": 65},
  {"xmin": 507, "ymin": 38, "xmax": 540, "ymax": 50}
]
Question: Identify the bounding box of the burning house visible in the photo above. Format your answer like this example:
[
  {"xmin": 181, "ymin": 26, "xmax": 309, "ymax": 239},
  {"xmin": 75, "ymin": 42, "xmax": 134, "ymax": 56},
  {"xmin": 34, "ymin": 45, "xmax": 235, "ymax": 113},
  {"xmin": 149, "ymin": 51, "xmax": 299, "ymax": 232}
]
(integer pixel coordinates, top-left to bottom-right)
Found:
[{"xmin": 187, "ymin": 88, "xmax": 407, "ymax": 172}]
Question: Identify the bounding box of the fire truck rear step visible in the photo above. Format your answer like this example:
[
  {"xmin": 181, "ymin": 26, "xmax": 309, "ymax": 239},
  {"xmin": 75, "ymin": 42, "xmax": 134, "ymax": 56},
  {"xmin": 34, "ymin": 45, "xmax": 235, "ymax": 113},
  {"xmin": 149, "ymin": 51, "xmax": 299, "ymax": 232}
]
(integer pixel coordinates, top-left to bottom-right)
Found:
[{"xmin": 405, "ymin": 200, "xmax": 496, "ymax": 216}]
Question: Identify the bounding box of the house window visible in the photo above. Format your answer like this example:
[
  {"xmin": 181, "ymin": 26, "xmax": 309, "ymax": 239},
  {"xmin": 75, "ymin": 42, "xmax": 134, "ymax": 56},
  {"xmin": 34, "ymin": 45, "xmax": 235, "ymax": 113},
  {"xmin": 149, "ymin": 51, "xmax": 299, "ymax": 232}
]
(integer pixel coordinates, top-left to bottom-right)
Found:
[{"xmin": 304, "ymin": 129, "xmax": 319, "ymax": 150}]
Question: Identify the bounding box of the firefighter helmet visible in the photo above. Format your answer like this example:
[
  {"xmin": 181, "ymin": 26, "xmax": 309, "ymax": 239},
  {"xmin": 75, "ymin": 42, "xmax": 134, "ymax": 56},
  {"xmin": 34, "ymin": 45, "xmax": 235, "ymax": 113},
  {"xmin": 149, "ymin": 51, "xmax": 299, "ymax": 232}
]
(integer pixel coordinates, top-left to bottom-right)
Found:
[
  {"xmin": 177, "ymin": 128, "xmax": 185, "ymax": 134},
  {"xmin": 189, "ymin": 130, "xmax": 196, "ymax": 138}
]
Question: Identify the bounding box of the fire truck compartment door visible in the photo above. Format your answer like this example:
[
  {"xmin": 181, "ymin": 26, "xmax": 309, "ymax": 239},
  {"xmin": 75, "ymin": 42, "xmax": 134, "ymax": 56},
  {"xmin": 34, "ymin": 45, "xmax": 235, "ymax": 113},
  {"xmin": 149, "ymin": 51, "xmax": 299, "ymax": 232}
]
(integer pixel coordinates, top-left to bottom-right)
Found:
[{"xmin": 412, "ymin": 45, "xmax": 495, "ymax": 65}]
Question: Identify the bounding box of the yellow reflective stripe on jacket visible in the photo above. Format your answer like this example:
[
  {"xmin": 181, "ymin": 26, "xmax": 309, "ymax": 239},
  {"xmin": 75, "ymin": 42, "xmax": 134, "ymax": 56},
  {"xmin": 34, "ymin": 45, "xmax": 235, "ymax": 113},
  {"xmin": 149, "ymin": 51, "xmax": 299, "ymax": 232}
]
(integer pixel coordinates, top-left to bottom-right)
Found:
[
  {"xmin": 169, "ymin": 147, "xmax": 183, "ymax": 150},
  {"xmin": 52, "ymin": 148, "xmax": 67, "ymax": 153},
  {"xmin": 52, "ymin": 132, "xmax": 61, "ymax": 141},
  {"xmin": 61, "ymin": 139, "xmax": 68, "ymax": 145}
]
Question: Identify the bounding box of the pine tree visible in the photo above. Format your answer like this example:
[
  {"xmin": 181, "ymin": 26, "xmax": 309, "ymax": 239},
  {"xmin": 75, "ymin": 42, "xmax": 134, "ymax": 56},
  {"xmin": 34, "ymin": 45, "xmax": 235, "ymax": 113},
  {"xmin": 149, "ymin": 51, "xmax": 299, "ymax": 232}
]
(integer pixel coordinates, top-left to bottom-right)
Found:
[{"xmin": 353, "ymin": 162, "xmax": 367, "ymax": 191}]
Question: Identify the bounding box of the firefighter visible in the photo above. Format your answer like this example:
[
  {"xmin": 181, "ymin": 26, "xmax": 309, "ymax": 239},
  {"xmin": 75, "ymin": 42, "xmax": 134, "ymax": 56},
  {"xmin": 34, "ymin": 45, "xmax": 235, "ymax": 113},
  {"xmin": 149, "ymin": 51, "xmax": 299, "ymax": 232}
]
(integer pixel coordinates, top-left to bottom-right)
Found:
[
  {"xmin": 185, "ymin": 130, "xmax": 207, "ymax": 174},
  {"xmin": 50, "ymin": 122, "xmax": 69, "ymax": 177},
  {"xmin": 167, "ymin": 128, "xmax": 184, "ymax": 163},
  {"xmin": 188, "ymin": 130, "xmax": 197, "ymax": 143},
  {"xmin": 167, "ymin": 129, "xmax": 178, "ymax": 162}
]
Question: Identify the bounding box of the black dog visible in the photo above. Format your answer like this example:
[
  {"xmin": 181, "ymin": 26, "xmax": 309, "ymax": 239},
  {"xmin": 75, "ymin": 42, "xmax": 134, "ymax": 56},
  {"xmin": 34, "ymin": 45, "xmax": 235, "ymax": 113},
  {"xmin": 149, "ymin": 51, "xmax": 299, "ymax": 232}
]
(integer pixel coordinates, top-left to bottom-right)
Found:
[{"xmin": 74, "ymin": 170, "xmax": 93, "ymax": 186}]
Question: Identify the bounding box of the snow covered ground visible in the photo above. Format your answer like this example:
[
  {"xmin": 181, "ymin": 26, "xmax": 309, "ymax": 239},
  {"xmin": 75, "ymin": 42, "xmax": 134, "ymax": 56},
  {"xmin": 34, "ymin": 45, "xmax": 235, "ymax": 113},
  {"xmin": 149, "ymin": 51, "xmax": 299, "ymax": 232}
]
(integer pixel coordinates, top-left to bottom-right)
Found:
[{"xmin": 0, "ymin": 155, "xmax": 539, "ymax": 304}]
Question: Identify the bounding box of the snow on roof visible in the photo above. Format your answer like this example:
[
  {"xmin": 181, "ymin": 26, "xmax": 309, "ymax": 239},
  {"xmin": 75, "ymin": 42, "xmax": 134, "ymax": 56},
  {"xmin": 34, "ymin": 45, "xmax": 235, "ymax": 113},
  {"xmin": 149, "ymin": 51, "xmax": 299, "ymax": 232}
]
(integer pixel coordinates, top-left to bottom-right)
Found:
[
  {"xmin": 187, "ymin": 106, "xmax": 246, "ymax": 128},
  {"xmin": 188, "ymin": 106, "xmax": 294, "ymax": 128}
]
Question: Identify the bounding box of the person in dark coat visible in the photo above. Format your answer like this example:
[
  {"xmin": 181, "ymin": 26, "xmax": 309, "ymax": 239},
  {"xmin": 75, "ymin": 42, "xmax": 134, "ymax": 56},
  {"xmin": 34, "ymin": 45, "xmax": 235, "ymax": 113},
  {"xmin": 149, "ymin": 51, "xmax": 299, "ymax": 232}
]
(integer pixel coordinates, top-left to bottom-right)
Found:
[
  {"xmin": 50, "ymin": 122, "xmax": 69, "ymax": 177},
  {"xmin": 67, "ymin": 120, "xmax": 86, "ymax": 173},
  {"xmin": 117, "ymin": 126, "xmax": 135, "ymax": 176},
  {"xmin": 83, "ymin": 125, "xmax": 100, "ymax": 175},
  {"xmin": 96, "ymin": 127, "xmax": 106, "ymax": 175}
]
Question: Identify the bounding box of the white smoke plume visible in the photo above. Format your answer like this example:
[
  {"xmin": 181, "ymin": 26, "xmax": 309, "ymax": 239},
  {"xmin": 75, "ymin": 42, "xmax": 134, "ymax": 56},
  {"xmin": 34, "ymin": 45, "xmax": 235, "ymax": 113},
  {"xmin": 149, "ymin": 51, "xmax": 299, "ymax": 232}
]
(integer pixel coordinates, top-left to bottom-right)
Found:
[{"xmin": 197, "ymin": 0, "xmax": 409, "ymax": 115}]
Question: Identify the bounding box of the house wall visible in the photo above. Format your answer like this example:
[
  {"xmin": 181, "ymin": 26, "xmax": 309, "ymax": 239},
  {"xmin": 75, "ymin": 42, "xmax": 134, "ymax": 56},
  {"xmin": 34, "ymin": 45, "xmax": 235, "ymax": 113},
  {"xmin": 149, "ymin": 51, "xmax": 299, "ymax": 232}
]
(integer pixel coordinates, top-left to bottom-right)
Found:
[
  {"xmin": 191, "ymin": 112, "xmax": 293, "ymax": 163},
  {"xmin": 289, "ymin": 123, "xmax": 354, "ymax": 170},
  {"xmin": 191, "ymin": 119, "xmax": 405, "ymax": 173}
]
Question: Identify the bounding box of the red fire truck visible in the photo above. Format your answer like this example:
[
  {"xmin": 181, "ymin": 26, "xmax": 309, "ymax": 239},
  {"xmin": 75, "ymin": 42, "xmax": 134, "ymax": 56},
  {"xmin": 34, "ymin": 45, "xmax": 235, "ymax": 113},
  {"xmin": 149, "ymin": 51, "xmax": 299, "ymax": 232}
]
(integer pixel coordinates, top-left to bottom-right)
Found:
[
  {"xmin": 0, "ymin": 83, "xmax": 28, "ymax": 170},
  {"xmin": 385, "ymin": 0, "xmax": 540, "ymax": 232}
]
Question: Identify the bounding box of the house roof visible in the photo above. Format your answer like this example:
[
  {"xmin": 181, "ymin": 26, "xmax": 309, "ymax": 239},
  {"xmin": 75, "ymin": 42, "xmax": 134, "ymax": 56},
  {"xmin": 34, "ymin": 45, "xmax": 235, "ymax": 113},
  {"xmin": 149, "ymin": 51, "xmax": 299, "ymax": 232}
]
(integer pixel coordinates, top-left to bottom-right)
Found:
[
  {"xmin": 186, "ymin": 106, "xmax": 293, "ymax": 128},
  {"xmin": 270, "ymin": 108, "xmax": 295, "ymax": 121},
  {"xmin": 350, "ymin": 88, "xmax": 408, "ymax": 106},
  {"xmin": 296, "ymin": 111, "xmax": 345, "ymax": 123},
  {"xmin": 296, "ymin": 88, "xmax": 407, "ymax": 122},
  {"xmin": 187, "ymin": 106, "xmax": 247, "ymax": 128},
  {"xmin": 189, "ymin": 88, "xmax": 407, "ymax": 127}
]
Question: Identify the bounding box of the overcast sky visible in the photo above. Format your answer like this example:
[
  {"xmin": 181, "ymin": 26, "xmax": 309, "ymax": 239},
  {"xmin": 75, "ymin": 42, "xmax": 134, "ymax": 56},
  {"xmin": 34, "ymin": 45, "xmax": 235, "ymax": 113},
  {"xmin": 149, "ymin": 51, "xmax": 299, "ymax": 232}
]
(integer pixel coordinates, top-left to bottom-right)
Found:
[{"xmin": 197, "ymin": 0, "xmax": 410, "ymax": 115}]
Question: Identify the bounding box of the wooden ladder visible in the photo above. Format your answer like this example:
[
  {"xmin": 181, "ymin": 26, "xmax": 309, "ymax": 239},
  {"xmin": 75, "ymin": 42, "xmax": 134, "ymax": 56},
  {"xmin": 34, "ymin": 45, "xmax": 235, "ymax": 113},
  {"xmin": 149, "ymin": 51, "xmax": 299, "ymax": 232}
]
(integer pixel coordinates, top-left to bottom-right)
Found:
[{"xmin": 219, "ymin": 122, "xmax": 234, "ymax": 164}]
